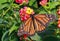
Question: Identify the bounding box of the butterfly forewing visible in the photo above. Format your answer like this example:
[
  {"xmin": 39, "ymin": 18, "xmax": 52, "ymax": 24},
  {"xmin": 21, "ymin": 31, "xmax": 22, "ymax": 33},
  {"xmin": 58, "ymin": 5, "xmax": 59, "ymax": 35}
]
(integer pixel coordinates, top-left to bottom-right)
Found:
[
  {"xmin": 35, "ymin": 14, "xmax": 46, "ymax": 18},
  {"xmin": 34, "ymin": 14, "xmax": 51, "ymax": 26},
  {"xmin": 24, "ymin": 18, "xmax": 32, "ymax": 25},
  {"xmin": 42, "ymin": 18, "xmax": 49, "ymax": 23},
  {"xmin": 34, "ymin": 18, "xmax": 45, "ymax": 32},
  {"xmin": 35, "ymin": 16, "xmax": 46, "ymax": 25},
  {"xmin": 23, "ymin": 18, "xmax": 32, "ymax": 32},
  {"xmin": 34, "ymin": 14, "xmax": 56, "ymax": 32},
  {"xmin": 17, "ymin": 18, "xmax": 33, "ymax": 36}
]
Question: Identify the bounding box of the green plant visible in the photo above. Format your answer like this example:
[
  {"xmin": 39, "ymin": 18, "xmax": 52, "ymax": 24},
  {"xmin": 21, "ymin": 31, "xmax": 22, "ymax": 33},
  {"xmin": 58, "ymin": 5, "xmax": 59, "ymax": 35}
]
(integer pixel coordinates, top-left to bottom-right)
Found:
[{"xmin": 0, "ymin": 0, "xmax": 60, "ymax": 41}]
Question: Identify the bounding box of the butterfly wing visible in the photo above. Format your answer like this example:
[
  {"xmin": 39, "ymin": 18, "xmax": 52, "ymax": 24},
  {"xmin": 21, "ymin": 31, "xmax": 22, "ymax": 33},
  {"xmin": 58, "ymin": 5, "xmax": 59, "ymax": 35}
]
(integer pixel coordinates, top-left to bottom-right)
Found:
[
  {"xmin": 17, "ymin": 17, "xmax": 35, "ymax": 36},
  {"xmin": 17, "ymin": 14, "xmax": 56, "ymax": 36},
  {"xmin": 29, "ymin": 20, "xmax": 35, "ymax": 35},
  {"xmin": 34, "ymin": 14, "xmax": 56, "ymax": 32},
  {"xmin": 34, "ymin": 18, "xmax": 45, "ymax": 32}
]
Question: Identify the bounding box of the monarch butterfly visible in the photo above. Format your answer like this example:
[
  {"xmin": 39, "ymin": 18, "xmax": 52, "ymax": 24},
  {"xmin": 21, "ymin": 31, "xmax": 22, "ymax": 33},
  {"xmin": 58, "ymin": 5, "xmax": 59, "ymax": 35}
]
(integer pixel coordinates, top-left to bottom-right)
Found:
[{"xmin": 17, "ymin": 14, "xmax": 56, "ymax": 36}]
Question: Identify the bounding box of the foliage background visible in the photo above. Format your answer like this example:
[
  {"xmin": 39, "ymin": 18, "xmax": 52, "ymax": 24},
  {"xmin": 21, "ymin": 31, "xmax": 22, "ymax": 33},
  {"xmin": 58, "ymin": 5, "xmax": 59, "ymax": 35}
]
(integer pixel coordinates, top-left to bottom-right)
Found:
[{"xmin": 0, "ymin": 0, "xmax": 60, "ymax": 41}]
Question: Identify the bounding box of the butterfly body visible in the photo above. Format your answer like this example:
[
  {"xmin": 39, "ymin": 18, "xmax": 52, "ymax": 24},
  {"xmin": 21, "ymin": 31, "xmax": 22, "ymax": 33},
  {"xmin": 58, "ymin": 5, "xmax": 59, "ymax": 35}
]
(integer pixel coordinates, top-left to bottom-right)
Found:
[{"xmin": 17, "ymin": 14, "xmax": 56, "ymax": 36}]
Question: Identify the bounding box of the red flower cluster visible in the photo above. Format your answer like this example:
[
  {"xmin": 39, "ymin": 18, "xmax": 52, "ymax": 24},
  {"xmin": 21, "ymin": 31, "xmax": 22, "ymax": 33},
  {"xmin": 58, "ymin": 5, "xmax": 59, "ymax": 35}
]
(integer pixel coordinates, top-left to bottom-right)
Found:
[
  {"xmin": 39, "ymin": 0, "xmax": 48, "ymax": 6},
  {"xmin": 19, "ymin": 7, "xmax": 34, "ymax": 21},
  {"xmin": 19, "ymin": 34, "xmax": 28, "ymax": 40},
  {"xmin": 57, "ymin": 9, "xmax": 60, "ymax": 15},
  {"xmin": 15, "ymin": 0, "xmax": 28, "ymax": 4},
  {"xmin": 23, "ymin": 34, "xmax": 28, "ymax": 39},
  {"xmin": 58, "ymin": 18, "xmax": 60, "ymax": 28},
  {"xmin": 19, "ymin": 8, "xmax": 30, "ymax": 21}
]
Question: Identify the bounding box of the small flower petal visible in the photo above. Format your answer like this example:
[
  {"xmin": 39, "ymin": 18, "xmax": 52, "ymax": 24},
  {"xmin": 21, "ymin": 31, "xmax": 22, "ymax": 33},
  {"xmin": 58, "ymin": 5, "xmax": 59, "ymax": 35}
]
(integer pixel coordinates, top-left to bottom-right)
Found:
[{"xmin": 39, "ymin": 0, "xmax": 48, "ymax": 6}]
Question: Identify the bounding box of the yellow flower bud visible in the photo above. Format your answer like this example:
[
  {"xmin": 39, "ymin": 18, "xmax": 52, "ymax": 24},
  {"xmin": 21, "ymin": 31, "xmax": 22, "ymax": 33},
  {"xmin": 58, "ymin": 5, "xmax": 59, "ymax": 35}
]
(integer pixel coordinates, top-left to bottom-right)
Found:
[{"xmin": 26, "ymin": 7, "xmax": 33, "ymax": 14}]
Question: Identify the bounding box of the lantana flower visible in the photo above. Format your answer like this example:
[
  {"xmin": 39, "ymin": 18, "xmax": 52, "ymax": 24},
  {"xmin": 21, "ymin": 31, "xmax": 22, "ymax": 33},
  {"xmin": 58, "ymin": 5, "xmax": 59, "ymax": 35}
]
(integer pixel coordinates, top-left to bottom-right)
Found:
[
  {"xmin": 57, "ymin": 8, "xmax": 60, "ymax": 15},
  {"xmin": 26, "ymin": 7, "xmax": 34, "ymax": 14},
  {"xmin": 58, "ymin": 18, "xmax": 60, "ymax": 28},
  {"xmin": 19, "ymin": 7, "xmax": 34, "ymax": 21},
  {"xmin": 15, "ymin": 0, "xmax": 28, "ymax": 4},
  {"xmin": 39, "ymin": 0, "xmax": 48, "ymax": 6}
]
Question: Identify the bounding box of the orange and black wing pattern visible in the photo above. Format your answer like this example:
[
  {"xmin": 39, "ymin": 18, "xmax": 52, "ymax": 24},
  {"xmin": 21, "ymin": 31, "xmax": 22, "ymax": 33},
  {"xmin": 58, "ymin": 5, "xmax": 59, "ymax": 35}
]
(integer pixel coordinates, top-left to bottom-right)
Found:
[
  {"xmin": 17, "ymin": 14, "xmax": 56, "ymax": 36},
  {"xmin": 17, "ymin": 17, "xmax": 35, "ymax": 36},
  {"xmin": 34, "ymin": 14, "xmax": 56, "ymax": 32}
]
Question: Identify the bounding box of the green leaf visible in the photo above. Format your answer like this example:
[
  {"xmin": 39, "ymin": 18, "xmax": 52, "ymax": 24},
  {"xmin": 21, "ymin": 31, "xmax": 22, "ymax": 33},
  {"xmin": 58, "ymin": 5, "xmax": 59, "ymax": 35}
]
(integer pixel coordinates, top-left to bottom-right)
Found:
[
  {"xmin": 45, "ymin": 2, "xmax": 60, "ymax": 10},
  {"xmin": 7, "ymin": 0, "xmax": 13, "ymax": 2},
  {"xmin": 0, "ymin": 18, "xmax": 3, "ymax": 23},
  {"xmin": 43, "ymin": 35, "xmax": 60, "ymax": 41},
  {"xmin": 9, "ymin": 25, "xmax": 18, "ymax": 35},
  {"xmin": 30, "ymin": 33, "xmax": 42, "ymax": 41},
  {"xmin": 29, "ymin": 0, "xmax": 36, "ymax": 6},
  {"xmin": 1, "ymin": 30, "xmax": 9, "ymax": 41},
  {"xmin": 0, "ymin": 4, "xmax": 9, "ymax": 10},
  {"xmin": 33, "ymin": 2, "xmax": 38, "ymax": 8},
  {"xmin": 49, "ymin": 2, "xmax": 59, "ymax": 10},
  {"xmin": 1, "ymin": 30, "xmax": 18, "ymax": 41},
  {"xmin": 29, "ymin": 0, "xmax": 38, "ymax": 8},
  {"xmin": 0, "ymin": 0, "xmax": 11, "ymax": 10},
  {"xmin": 0, "ymin": 0, "xmax": 7, "ymax": 4}
]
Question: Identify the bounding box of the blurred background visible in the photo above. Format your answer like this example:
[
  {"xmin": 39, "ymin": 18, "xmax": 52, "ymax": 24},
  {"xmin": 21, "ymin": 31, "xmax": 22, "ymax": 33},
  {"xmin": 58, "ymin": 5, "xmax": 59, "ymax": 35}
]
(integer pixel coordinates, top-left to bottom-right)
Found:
[{"xmin": 0, "ymin": 0, "xmax": 60, "ymax": 41}]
